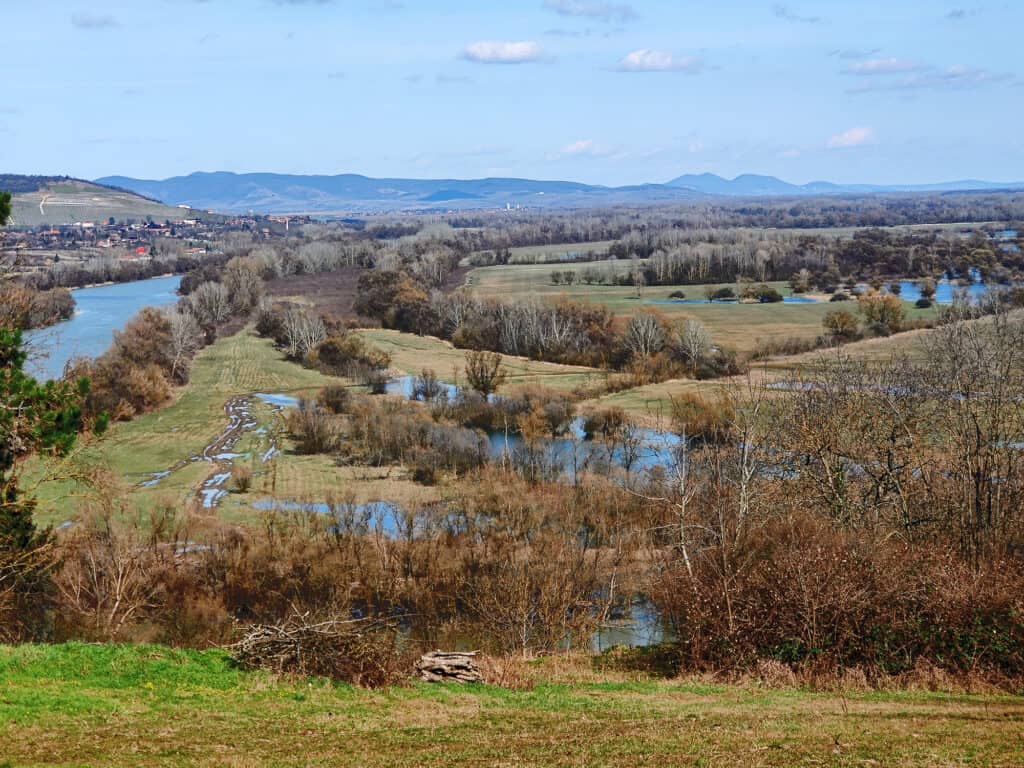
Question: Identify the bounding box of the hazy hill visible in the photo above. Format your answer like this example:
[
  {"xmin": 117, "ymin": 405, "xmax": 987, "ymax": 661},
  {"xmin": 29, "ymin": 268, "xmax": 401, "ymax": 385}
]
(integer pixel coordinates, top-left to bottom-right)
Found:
[
  {"xmin": 665, "ymin": 172, "xmax": 1024, "ymax": 197},
  {"xmin": 1, "ymin": 176, "xmax": 194, "ymax": 227},
  {"xmin": 96, "ymin": 171, "xmax": 701, "ymax": 214},
  {"xmin": 94, "ymin": 171, "xmax": 1024, "ymax": 215}
]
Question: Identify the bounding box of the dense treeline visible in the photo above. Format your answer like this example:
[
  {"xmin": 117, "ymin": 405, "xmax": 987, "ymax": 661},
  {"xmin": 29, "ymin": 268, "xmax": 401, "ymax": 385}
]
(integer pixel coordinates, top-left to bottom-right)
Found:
[
  {"xmin": 447, "ymin": 192, "xmax": 1024, "ymax": 246},
  {"xmin": 23, "ymin": 252, "xmax": 225, "ymax": 292}
]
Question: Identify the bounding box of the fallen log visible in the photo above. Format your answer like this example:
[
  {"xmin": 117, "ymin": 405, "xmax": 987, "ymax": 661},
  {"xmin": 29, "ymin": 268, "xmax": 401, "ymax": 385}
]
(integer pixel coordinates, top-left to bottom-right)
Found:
[{"xmin": 416, "ymin": 650, "xmax": 483, "ymax": 684}]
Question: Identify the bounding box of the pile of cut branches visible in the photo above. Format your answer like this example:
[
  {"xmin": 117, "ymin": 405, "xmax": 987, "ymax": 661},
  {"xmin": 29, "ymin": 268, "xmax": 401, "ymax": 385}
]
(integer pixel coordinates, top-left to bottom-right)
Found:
[{"xmin": 229, "ymin": 613, "xmax": 409, "ymax": 687}]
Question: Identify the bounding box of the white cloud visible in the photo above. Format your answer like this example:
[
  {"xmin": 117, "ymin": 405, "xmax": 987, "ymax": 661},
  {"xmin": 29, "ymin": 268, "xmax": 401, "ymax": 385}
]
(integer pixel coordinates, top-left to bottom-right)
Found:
[
  {"xmin": 843, "ymin": 57, "xmax": 922, "ymax": 76},
  {"xmin": 543, "ymin": 0, "xmax": 637, "ymax": 23},
  {"xmin": 827, "ymin": 127, "xmax": 875, "ymax": 148},
  {"xmin": 462, "ymin": 41, "xmax": 543, "ymax": 64},
  {"xmin": 616, "ymin": 50, "xmax": 704, "ymax": 73}
]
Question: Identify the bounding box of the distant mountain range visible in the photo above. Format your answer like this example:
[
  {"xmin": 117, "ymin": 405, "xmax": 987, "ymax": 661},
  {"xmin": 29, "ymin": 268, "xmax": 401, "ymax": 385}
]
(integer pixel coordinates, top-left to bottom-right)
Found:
[
  {"xmin": 94, "ymin": 171, "xmax": 1024, "ymax": 215},
  {"xmin": 666, "ymin": 173, "xmax": 1024, "ymax": 197}
]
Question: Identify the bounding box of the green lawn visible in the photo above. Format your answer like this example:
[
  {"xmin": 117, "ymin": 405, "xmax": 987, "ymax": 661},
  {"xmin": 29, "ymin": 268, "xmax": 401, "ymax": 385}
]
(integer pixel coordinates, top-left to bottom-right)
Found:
[{"xmin": 1, "ymin": 643, "xmax": 1021, "ymax": 767}]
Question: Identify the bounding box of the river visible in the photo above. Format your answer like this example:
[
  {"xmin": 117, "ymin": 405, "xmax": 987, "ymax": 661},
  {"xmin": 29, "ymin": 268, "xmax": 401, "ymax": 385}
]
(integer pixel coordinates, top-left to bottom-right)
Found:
[{"xmin": 24, "ymin": 275, "xmax": 183, "ymax": 381}]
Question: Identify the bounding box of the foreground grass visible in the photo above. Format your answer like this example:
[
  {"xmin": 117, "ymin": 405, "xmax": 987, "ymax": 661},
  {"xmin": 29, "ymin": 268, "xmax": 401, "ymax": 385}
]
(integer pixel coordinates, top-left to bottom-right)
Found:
[{"xmin": 1, "ymin": 643, "xmax": 1022, "ymax": 767}]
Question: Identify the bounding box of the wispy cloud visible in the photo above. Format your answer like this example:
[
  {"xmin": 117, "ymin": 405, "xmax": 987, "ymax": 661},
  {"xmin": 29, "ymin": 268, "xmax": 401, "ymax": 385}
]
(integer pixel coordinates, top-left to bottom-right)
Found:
[
  {"xmin": 616, "ymin": 49, "xmax": 704, "ymax": 73},
  {"xmin": 560, "ymin": 139, "xmax": 604, "ymax": 156},
  {"xmin": 71, "ymin": 12, "xmax": 118, "ymax": 30},
  {"xmin": 830, "ymin": 48, "xmax": 881, "ymax": 60},
  {"xmin": 773, "ymin": 4, "xmax": 823, "ymax": 23},
  {"xmin": 848, "ymin": 64, "xmax": 1014, "ymax": 93},
  {"xmin": 827, "ymin": 127, "xmax": 875, "ymax": 148},
  {"xmin": 327, "ymin": 71, "xmax": 347, "ymax": 80},
  {"xmin": 843, "ymin": 57, "xmax": 923, "ymax": 76},
  {"xmin": 461, "ymin": 41, "xmax": 543, "ymax": 64},
  {"xmin": 542, "ymin": 0, "xmax": 637, "ymax": 23},
  {"xmin": 946, "ymin": 7, "xmax": 982, "ymax": 20}
]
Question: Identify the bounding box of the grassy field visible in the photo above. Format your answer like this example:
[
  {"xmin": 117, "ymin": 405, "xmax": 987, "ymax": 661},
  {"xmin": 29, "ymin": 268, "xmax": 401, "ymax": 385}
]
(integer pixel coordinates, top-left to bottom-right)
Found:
[
  {"xmin": 466, "ymin": 264, "xmax": 939, "ymax": 354},
  {"xmin": 582, "ymin": 323, "xmax": 943, "ymax": 419},
  {"xmin": 1, "ymin": 643, "xmax": 1021, "ymax": 767},
  {"xmin": 467, "ymin": 240, "xmax": 616, "ymax": 265},
  {"xmin": 358, "ymin": 328, "xmax": 606, "ymax": 392},
  {"xmin": 29, "ymin": 329, "xmax": 430, "ymax": 528}
]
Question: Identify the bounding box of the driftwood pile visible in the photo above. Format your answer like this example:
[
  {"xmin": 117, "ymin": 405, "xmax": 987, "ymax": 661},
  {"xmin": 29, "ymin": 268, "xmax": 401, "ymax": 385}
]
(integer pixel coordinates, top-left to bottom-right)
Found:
[
  {"xmin": 416, "ymin": 651, "xmax": 483, "ymax": 683},
  {"xmin": 229, "ymin": 614, "xmax": 405, "ymax": 688}
]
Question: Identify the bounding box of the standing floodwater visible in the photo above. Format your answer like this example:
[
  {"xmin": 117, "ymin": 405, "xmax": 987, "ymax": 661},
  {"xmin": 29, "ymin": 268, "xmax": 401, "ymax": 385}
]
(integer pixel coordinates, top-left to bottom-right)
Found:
[{"xmin": 24, "ymin": 275, "xmax": 182, "ymax": 381}]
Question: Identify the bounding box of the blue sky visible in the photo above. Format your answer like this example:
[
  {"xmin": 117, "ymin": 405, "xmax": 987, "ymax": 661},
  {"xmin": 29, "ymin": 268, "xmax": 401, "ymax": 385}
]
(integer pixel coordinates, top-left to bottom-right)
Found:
[{"xmin": 2, "ymin": 0, "xmax": 1021, "ymax": 185}]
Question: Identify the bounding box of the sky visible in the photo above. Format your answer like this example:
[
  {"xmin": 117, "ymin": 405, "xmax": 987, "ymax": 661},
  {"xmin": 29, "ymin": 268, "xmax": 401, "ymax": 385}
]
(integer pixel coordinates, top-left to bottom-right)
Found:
[{"xmin": 2, "ymin": 0, "xmax": 1022, "ymax": 186}]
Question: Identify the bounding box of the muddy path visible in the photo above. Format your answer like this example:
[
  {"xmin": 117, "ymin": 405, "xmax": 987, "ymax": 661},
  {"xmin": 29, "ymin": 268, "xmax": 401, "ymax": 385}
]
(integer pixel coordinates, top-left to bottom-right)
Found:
[{"xmin": 138, "ymin": 393, "xmax": 294, "ymax": 509}]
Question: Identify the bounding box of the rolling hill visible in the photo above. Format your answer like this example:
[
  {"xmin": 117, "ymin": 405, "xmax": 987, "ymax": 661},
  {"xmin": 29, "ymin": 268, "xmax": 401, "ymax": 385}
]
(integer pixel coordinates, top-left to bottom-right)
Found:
[
  {"xmin": 96, "ymin": 171, "xmax": 701, "ymax": 214},
  {"xmin": 96, "ymin": 170, "xmax": 1024, "ymax": 215},
  {"xmin": 1, "ymin": 176, "xmax": 197, "ymax": 227},
  {"xmin": 665, "ymin": 172, "xmax": 1024, "ymax": 197}
]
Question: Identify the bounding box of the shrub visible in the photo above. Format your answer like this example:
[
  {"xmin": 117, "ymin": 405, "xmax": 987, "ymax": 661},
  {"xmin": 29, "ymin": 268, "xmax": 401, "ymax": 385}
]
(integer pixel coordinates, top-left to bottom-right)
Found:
[
  {"xmin": 668, "ymin": 290, "xmax": 686, "ymax": 299},
  {"xmin": 582, "ymin": 408, "xmax": 628, "ymax": 440},
  {"xmin": 669, "ymin": 392, "xmax": 734, "ymax": 444},
  {"xmin": 286, "ymin": 400, "xmax": 341, "ymax": 454},
  {"xmin": 464, "ymin": 350, "xmax": 507, "ymax": 397},
  {"xmin": 754, "ymin": 285, "xmax": 784, "ymax": 303},
  {"xmin": 229, "ymin": 465, "xmax": 253, "ymax": 494},
  {"xmin": 915, "ymin": 297, "xmax": 934, "ymax": 309},
  {"xmin": 858, "ymin": 292, "xmax": 906, "ymax": 333},
  {"xmin": 829, "ymin": 291, "xmax": 850, "ymax": 302},
  {"xmin": 705, "ymin": 286, "xmax": 736, "ymax": 302},
  {"xmin": 653, "ymin": 514, "xmax": 1024, "ymax": 677},
  {"xmin": 412, "ymin": 368, "xmax": 446, "ymax": 402},
  {"xmin": 823, "ymin": 309, "xmax": 860, "ymax": 341},
  {"xmin": 317, "ymin": 384, "xmax": 352, "ymax": 414}
]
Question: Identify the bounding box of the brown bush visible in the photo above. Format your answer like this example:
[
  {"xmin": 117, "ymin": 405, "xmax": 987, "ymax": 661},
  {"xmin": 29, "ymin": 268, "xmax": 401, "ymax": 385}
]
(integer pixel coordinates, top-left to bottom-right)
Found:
[
  {"xmin": 286, "ymin": 400, "xmax": 341, "ymax": 454},
  {"xmin": 229, "ymin": 465, "xmax": 253, "ymax": 493},
  {"xmin": 317, "ymin": 384, "xmax": 353, "ymax": 414},
  {"xmin": 652, "ymin": 512, "xmax": 1024, "ymax": 678},
  {"xmin": 669, "ymin": 392, "xmax": 735, "ymax": 444}
]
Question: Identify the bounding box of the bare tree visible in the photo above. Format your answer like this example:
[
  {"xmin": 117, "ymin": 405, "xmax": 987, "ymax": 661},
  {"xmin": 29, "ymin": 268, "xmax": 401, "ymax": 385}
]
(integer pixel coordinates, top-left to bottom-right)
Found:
[
  {"xmin": 464, "ymin": 350, "xmax": 507, "ymax": 397},
  {"xmin": 669, "ymin": 319, "xmax": 711, "ymax": 368},
  {"xmin": 222, "ymin": 256, "xmax": 264, "ymax": 313},
  {"xmin": 282, "ymin": 309, "xmax": 326, "ymax": 360},
  {"xmin": 165, "ymin": 308, "xmax": 202, "ymax": 384},
  {"xmin": 187, "ymin": 281, "xmax": 231, "ymax": 337},
  {"xmin": 624, "ymin": 311, "xmax": 665, "ymax": 359}
]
